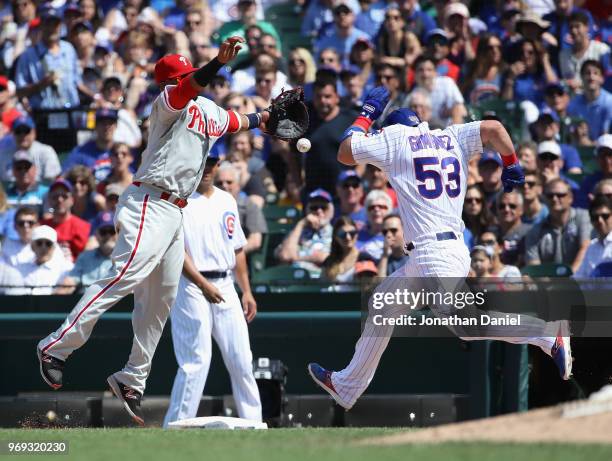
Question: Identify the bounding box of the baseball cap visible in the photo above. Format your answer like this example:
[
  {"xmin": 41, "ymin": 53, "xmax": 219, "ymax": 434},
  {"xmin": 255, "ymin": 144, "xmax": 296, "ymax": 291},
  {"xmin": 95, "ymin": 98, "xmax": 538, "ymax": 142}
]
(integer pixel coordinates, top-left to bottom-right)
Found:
[
  {"xmin": 537, "ymin": 107, "xmax": 559, "ymax": 124},
  {"xmin": 71, "ymin": 20, "xmax": 94, "ymax": 34},
  {"xmin": 384, "ymin": 108, "xmax": 421, "ymax": 128},
  {"xmin": 544, "ymin": 82, "xmax": 566, "ymax": 96},
  {"xmin": 13, "ymin": 150, "xmax": 34, "ymax": 164},
  {"xmin": 478, "ymin": 150, "xmax": 503, "ymax": 168},
  {"xmin": 105, "ymin": 183, "xmax": 126, "ymax": 197},
  {"xmin": 355, "ymin": 259, "xmax": 378, "ymax": 275},
  {"xmin": 308, "ymin": 188, "xmax": 332, "ymax": 203},
  {"xmin": 425, "ymin": 28, "xmax": 449, "ymax": 45},
  {"xmin": 95, "ymin": 211, "xmax": 115, "ymax": 232},
  {"xmin": 154, "ymin": 54, "xmax": 198, "ymax": 86},
  {"xmin": 102, "ymin": 76, "xmax": 122, "ymax": 90},
  {"xmin": 50, "ymin": 178, "xmax": 74, "ymax": 193},
  {"xmin": 64, "ymin": 2, "xmax": 80, "ymax": 14},
  {"xmin": 340, "ymin": 64, "xmax": 361, "ymax": 77},
  {"xmin": 537, "ymin": 140, "xmax": 561, "ymax": 158},
  {"xmin": 516, "ymin": 11, "xmax": 550, "ymax": 30},
  {"xmin": 333, "ymin": 3, "xmax": 352, "ymax": 15},
  {"xmin": 12, "ymin": 116, "xmax": 34, "ymax": 131},
  {"xmin": 445, "ymin": 2, "xmax": 469, "ymax": 20},
  {"xmin": 95, "ymin": 108, "xmax": 119, "ymax": 122},
  {"xmin": 38, "ymin": 4, "xmax": 62, "ymax": 21},
  {"xmin": 337, "ymin": 170, "xmax": 361, "ymax": 185},
  {"xmin": 32, "ymin": 225, "xmax": 57, "ymax": 243},
  {"xmin": 353, "ymin": 38, "xmax": 374, "ymax": 49},
  {"xmin": 596, "ymin": 134, "xmax": 612, "ymax": 153}
]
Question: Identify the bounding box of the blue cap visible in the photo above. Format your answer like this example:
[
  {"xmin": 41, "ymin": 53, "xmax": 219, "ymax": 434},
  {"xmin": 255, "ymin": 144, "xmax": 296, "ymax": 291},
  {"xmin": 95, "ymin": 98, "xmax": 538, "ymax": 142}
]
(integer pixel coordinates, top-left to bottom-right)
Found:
[
  {"xmin": 50, "ymin": 178, "xmax": 74, "ymax": 192},
  {"xmin": 64, "ymin": 2, "xmax": 80, "ymax": 13},
  {"xmin": 215, "ymin": 65, "xmax": 233, "ymax": 84},
  {"xmin": 95, "ymin": 108, "xmax": 119, "ymax": 121},
  {"xmin": 94, "ymin": 211, "xmax": 115, "ymax": 232},
  {"xmin": 537, "ymin": 107, "xmax": 559, "ymax": 123},
  {"xmin": 337, "ymin": 170, "xmax": 361, "ymax": 185},
  {"xmin": 95, "ymin": 43, "xmax": 113, "ymax": 54},
  {"xmin": 38, "ymin": 4, "xmax": 62, "ymax": 20},
  {"xmin": 478, "ymin": 150, "xmax": 503, "ymax": 168},
  {"xmin": 544, "ymin": 82, "xmax": 566, "ymax": 95},
  {"xmin": 12, "ymin": 116, "xmax": 35, "ymax": 131},
  {"xmin": 207, "ymin": 150, "xmax": 221, "ymax": 160},
  {"xmin": 383, "ymin": 108, "xmax": 421, "ymax": 128},
  {"xmin": 72, "ymin": 20, "xmax": 94, "ymax": 33},
  {"xmin": 340, "ymin": 65, "xmax": 361, "ymax": 77},
  {"xmin": 308, "ymin": 188, "xmax": 332, "ymax": 203},
  {"xmin": 425, "ymin": 28, "xmax": 449, "ymax": 45}
]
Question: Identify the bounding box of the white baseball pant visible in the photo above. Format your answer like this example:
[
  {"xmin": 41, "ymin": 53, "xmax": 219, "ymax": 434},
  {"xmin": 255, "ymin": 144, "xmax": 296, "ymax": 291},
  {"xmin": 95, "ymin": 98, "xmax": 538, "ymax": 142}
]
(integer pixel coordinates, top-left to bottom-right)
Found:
[
  {"xmin": 38, "ymin": 184, "xmax": 185, "ymax": 394},
  {"xmin": 331, "ymin": 239, "xmax": 556, "ymax": 408},
  {"xmin": 163, "ymin": 275, "xmax": 262, "ymax": 426}
]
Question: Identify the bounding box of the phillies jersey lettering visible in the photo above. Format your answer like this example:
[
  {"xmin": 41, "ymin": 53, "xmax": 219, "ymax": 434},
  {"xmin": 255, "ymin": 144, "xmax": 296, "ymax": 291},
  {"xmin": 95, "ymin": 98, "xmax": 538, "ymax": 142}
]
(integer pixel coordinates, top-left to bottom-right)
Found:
[
  {"xmin": 134, "ymin": 87, "xmax": 229, "ymax": 199},
  {"xmin": 351, "ymin": 121, "xmax": 482, "ymax": 243}
]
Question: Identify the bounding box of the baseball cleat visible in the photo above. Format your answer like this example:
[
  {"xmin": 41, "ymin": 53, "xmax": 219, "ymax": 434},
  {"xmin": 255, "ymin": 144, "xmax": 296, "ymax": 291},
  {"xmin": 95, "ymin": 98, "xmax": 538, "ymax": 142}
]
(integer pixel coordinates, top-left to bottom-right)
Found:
[
  {"xmin": 307, "ymin": 363, "xmax": 352, "ymax": 410},
  {"xmin": 107, "ymin": 375, "xmax": 145, "ymax": 426},
  {"xmin": 551, "ymin": 322, "xmax": 572, "ymax": 380},
  {"xmin": 37, "ymin": 348, "xmax": 64, "ymax": 390}
]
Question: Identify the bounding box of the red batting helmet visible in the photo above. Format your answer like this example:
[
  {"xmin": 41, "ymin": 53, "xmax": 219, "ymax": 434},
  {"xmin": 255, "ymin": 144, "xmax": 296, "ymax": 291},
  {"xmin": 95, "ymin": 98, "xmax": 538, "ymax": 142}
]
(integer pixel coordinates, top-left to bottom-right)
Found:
[{"xmin": 154, "ymin": 54, "xmax": 197, "ymax": 85}]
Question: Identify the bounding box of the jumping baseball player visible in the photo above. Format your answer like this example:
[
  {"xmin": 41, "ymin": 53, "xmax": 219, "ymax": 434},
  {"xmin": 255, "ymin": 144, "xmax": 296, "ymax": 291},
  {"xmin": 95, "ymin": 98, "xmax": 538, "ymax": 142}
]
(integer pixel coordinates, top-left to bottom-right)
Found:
[
  {"xmin": 37, "ymin": 36, "xmax": 271, "ymax": 425},
  {"xmin": 163, "ymin": 154, "xmax": 261, "ymax": 427},
  {"xmin": 308, "ymin": 88, "xmax": 573, "ymax": 410}
]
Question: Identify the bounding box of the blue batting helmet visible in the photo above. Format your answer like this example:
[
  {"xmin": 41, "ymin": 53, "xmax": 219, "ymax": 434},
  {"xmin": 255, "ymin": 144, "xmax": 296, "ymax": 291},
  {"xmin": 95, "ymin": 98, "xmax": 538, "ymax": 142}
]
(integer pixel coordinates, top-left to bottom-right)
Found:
[{"xmin": 383, "ymin": 108, "xmax": 421, "ymax": 128}]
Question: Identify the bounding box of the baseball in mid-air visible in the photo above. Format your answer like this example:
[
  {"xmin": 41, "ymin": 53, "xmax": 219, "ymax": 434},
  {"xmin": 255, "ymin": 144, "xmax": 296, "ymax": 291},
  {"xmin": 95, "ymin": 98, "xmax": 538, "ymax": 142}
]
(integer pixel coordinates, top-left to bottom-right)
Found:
[
  {"xmin": 46, "ymin": 410, "xmax": 57, "ymax": 422},
  {"xmin": 296, "ymin": 138, "xmax": 311, "ymax": 153}
]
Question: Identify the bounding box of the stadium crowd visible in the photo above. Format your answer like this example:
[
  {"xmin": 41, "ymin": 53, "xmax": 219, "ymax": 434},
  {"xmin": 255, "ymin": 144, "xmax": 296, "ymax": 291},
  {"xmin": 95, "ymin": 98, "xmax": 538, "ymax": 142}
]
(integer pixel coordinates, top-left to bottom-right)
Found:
[{"xmin": 0, "ymin": 0, "xmax": 610, "ymax": 293}]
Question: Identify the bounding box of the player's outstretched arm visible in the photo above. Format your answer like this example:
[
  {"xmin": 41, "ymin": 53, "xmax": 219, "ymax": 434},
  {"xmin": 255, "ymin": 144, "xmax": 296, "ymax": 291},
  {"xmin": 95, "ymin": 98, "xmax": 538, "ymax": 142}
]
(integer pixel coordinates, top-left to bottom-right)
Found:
[
  {"xmin": 338, "ymin": 86, "xmax": 390, "ymax": 165},
  {"xmin": 480, "ymin": 120, "xmax": 524, "ymax": 192}
]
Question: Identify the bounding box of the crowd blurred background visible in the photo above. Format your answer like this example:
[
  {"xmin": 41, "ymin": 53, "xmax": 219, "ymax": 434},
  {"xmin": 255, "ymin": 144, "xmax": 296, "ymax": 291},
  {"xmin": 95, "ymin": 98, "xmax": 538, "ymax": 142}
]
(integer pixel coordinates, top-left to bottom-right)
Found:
[{"xmin": 0, "ymin": 0, "xmax": 610, "ymax": 295}]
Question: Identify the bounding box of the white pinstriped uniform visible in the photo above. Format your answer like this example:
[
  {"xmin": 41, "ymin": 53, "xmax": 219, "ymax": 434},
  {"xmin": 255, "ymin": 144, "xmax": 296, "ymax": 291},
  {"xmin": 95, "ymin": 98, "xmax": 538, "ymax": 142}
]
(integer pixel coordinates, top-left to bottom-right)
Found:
[
  {"xmin": 38, "ymin": 89, "xmax": 230, "ymax": 394},
  {"xmin": 330, "ymin": 122, "xmax": 555, "ymax": 408},
  {"xmin": 163, "ymin": 187, "xmax": 262, "ymax": 426}
]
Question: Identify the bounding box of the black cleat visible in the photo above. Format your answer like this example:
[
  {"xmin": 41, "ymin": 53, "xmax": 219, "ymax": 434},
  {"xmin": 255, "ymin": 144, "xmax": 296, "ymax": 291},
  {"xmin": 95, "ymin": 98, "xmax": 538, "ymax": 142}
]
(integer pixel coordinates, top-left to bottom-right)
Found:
[
  {"xmin": 107, "ymin": 375, "xmax": 145, "ymax": 426},
  {"xmin": 37, "ymin": 348, "xmax": 65, "ymax": 390}
]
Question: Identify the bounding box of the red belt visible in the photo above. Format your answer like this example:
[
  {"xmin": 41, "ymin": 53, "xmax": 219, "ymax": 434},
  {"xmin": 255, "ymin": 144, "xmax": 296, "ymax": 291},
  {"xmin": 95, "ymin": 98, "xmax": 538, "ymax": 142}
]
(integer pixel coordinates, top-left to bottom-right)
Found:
[{"xmin": 132, "ymin": 181, "xmax": 188, "ymax": 208}]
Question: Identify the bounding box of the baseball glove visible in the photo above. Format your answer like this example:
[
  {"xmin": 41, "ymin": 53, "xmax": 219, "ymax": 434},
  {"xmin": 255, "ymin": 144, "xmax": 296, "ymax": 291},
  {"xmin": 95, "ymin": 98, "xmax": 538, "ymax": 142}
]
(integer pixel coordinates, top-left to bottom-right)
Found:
[{"xmin": 265, "ymin": 87, "xmax": 309, "ymax": 141}]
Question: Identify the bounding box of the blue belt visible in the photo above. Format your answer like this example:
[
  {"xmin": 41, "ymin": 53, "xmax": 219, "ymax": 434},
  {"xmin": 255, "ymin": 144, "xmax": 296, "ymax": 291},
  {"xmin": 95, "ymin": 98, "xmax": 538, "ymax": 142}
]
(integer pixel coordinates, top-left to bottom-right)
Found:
[
  {"xmin": 200, "ymin": 270, "xmax": 231, "ymax": 279},
  {"xmin": 405, "ymin": 232, "xmax": 458, "ymax": 252}
]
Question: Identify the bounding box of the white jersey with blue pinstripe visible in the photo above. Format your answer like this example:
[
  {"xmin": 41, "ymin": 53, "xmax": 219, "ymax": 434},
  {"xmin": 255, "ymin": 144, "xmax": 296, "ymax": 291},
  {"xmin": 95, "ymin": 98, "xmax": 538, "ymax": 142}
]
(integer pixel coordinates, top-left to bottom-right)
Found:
[
  {"xmin": 351, "ymin": 121, "xmax": 482, "ymax": 243},
  {"xmin": 134, "ymin": 88, "xmax": 229, "ymax": 199}
]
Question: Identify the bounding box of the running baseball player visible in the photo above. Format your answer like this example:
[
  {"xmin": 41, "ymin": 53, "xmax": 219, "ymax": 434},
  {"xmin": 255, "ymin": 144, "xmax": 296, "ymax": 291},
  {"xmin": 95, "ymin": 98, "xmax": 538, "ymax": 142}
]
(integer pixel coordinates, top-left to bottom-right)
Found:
[
  {"xmin": 308, "ymin": 88, "xmax": 573, "ymax": 410},
  {"xmin": 163, "ymin": 154, "xmax": 261, "ymax": 426},
  {"xmin": 37, "ymin": 36, "xmax": 270, "ymax": 426}
]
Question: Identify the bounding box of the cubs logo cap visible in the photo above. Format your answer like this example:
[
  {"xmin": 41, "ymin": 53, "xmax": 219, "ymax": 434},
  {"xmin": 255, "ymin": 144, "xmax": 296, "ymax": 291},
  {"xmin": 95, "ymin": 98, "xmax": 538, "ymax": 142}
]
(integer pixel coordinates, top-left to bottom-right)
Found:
[
  {"xmin": 154, "ymin": 54, "xmax": 197, "ymax": 85},
  {"xmin": 384, "ymin": 108, "xmax": 421, "ymax": 128}
]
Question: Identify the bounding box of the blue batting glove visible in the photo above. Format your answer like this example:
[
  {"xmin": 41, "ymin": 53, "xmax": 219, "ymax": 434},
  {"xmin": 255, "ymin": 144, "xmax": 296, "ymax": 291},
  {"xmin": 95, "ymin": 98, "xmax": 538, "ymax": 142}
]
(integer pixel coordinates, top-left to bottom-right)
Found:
[
  {"xmin": 360, "ymin": 86, "xmax": 390, "ymax": 121},
  {"xmin": 501, "ymin": 163, "xmax": 525, "ymax": 192}
]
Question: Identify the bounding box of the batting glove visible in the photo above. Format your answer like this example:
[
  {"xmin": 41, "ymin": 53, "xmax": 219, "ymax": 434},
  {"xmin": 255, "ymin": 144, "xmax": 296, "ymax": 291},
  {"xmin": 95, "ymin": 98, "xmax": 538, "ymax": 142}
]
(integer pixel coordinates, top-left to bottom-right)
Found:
[
  {"xmin": 501, "ymin": 163, "xmax": 525, "ymax": 192},
  {"xmin": 360, "ymin": 86, "xmax": 390, "ymax": 121}
]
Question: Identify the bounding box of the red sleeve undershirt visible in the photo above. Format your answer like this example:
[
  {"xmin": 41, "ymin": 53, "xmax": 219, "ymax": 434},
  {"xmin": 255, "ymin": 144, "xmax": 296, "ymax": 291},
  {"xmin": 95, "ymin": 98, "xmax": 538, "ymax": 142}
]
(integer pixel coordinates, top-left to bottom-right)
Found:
[
  {"xmin": 166, "ymin": 77, "xmax": 200, "ymax": 110},
  {"xmin": 226, "ymin": 110, "xmax": 240, "ymax": 133}
]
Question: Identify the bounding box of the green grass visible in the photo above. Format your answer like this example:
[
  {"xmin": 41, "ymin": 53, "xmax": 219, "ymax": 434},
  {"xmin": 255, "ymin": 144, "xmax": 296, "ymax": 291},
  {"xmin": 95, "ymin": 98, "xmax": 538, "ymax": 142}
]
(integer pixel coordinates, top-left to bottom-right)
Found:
[{"xmin": 0, "ymin": 428, "xmax": 611, "ymax": 461}]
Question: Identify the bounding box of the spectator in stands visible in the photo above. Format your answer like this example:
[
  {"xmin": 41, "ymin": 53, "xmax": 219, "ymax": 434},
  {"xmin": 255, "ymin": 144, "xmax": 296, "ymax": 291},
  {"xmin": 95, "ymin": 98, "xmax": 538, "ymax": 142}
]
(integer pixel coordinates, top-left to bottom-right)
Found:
[
  {"xmin": 318, "ymin": 47, "xmax": 343, "ymax": 73},
  {"xmin": 314, "ymin": 3, "xmax": 369, "ymax": 62},
  {"xmin": 42, "ymin": 179, "xmax": 91, "ymax": 262},
  {"xmin": 302, "ymin": 78, "xmax": 356, "ymax": 196},
  {"xmin": 569, "ymin": 118, "xmax": 594, "ymax": 147},
  {"xmin": 397, "ymin": 0, "xmax": 436, "ymax": 43},
  {"xmin": 407, "ymin": 89, "xmax": 444, "ymax": 130},
  {"xmin": 97, "ymin": 77, "xmax": 142, "ymax": 149},
  {"xmin": 373, "ymin": 63, "xmax": 409, "ymax": 128},
  {"xmin": 17, "ymin": 225, "xmax": 73, "ymax": 295},
  {"xmin": 522, "ymin": 171, "xmax": 549, "ymax": 226},
  {"xmin": 518, "ymin": 141, "xmax": 538, "ymax": 172},
  {"xmin": 531, "ymin": 111, "xmax": 582, "ymax": 174},
  {"xmin": 575, "ymin": 135, "xmax": 612, "ymax": 208},
  {"xmin": 591, "ymin": 179, "xmax": 612, "ymax": 202},
  {"xmin": 355, "ymin": 0, "xmax": 386, "ymax": 38},
  {"xmin": 501, "ymin": 38, "xmax": 558, "ymax": 107},
  {"xmin": 101, "ymin": 183, "xmax": 124, "ymax": 213},
  {"xmin": 15, "ymin": 5, "xmax": 90, "ymax": 109},
  {"xmin": 543, "ymin": 0, "xmax": 595, "ymax": 54},
  {"xmin": 354, "ymin": 252, "xmax": 379, "ymax": 282},
  {"xmin": 65, "ymin": 165, "xmax": 105, "ymax": 223},
  {"xmin": 536, "ymin": 141, "xmax": 579, "ymax": 193},
  {"xmin": 302, "ymin": 0, "xmax": 356, "ymax": 38},
  {"xmin": 478, "ymin": 231, "xmax": 522, "ymax": 278},
  {"xmin": 424, "ymin": 28, "xmax": 458, "ymax": 82},
  {"xmin": 0, "ymin": 206, "xmax": 37, "ymax": 265},
  {"xmin": 92, "ymin": 44, "xmax": 127, "ymax": 82},
  {"xmin": 356, "ymin": 189, "xmax": 391, "ymax": 261},
  {"xmin": 238, "ymin": 54, "xmax": 289, "ymax": 102},
  {"xmin": 573, "ymin": 196, "xmax": 612, "ymax": 278},
  {"xmin": 542, "ymin": 83, "xmax": 573, "ymax": 143},
  {"xmin": 0, "ymin": 116, "xmax": 60, "ymax": 184},
  {"xmin": 207, "ymin": 69, "xmax": 233, "ymax": 106},
  {"xmin": 525, "ymin": 178, "xmax": 592, "ymax": 273},
  {"xmin": 250, "ymin": 66, "xmax": 278, "ymax": 110},
  {"xmin": 69, "ymin": 20, "xmax": 96, "ymax": 74},
  {"xmin": 376, "ymin": 4, "xmax": 421, "ymax": 69},
  {"xmin": 334, "ymin": 170, "xmax": 366, "ymax": 230},
  {"xmin": 56, "ymin": 211, "xmax": 117, "ymax": 294},
  {"xmin": 0, "ymin": 76, "xmax": 22, "ymax": 136},
  {"xmin": 413, "ymin": 54, "xmax": 466, "ymax": 126},
  {"xmin": 463, "ymin": 183, "xmax": 496, "ymax": 239},
  {"xmin": 322, "ymin": 216, "xmax": 359, "ymax": 283},
  {"xmin": 495, "ymin": 191, "xmax": 532, "ymax": 267},
  {"xmin": 443, "ymin": 2, "xmax": 476, "ymax": 66},
  {"xmin": 5, "ymin": 150, "xmax": 48, "ymax": 218},
  {"xmin": 567, "ymin": 60, "xmax": 612, "ymax": 142},
  {"xmin": 363, "ymin": 164, "xmax": 398, "ymax": 208},
  {"xmin": 184, "ymin": 7, "xmax": 214, "ymax": 42},
  {"xmin": 559, "ymin": 11, "xmax": 610, "ymax": 93},
  {"xmin": 275, "ymin": 188, "xmax": 334, "ymax": 276},
  {"xmin": 0, "ymin": 256, "xmax": 24, "ymax": 294},
  {"xmin": 62, "ymin": 108, "xmax": 118, "ymax": 182},
  {"xmin": 189, "ymin": 32, "xmax": 216, "ymax": 67},
  {"xmin": 0, "ymin": 0, "xmax": 36, "ymax": 70},
  {"xmin": 461, "ymin": 33, "xmax": 505, "ymax": 104},
  {"xmin": 478, "ymin": 151, "xmax": 504, "ymax": 209},
  {"xmin": 215, "ymin": 162, "xmax": 266, "ymax": 254},
  {"xmin": 258, "ymin": 33, "xmax": 283, "ymax": 62},
  {"xmin": 470, "ymin": 245, "xmax": 493, "ymax": 277},
  {"xmin": 377, "ymin": 213, "xmax": 409, "ymax": 277},
  {"xmin": 339, "ymin": 65, "xmax": 366, "ymax": 111},
  {"xmin": 287, "ymin": 48, "xmax": 316, "ymax": 88},
  {"xmin": 348, "ymin": 38, "xmax": 376, "ymax": 93},
  {"xmin": 96, "ymin": 142, "xmax": 134, "ymax": 195}
]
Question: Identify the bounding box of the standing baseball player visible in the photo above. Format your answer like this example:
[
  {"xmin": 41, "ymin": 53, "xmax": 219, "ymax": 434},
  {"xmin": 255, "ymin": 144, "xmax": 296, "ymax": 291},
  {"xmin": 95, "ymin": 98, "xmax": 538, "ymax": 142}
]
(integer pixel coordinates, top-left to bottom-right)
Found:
[
  {"xmin": 308, "ymin": 89, "xmax": 573, "ymax": 410},
  {"xmin": 37, "ymin": 36, "xmax": 270, "ymax": 425},
  {"xmin": 163, "ymin": 153, "xmax": 261, "ymax": 427}
]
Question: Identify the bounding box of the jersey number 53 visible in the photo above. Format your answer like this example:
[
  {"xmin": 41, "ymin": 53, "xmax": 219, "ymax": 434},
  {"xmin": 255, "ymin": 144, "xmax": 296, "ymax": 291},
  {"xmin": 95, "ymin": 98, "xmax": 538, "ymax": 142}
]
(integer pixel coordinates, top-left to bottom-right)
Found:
[{"xmin": 414, "ymin": 156, "xmax": 461, "ymax": 199}]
